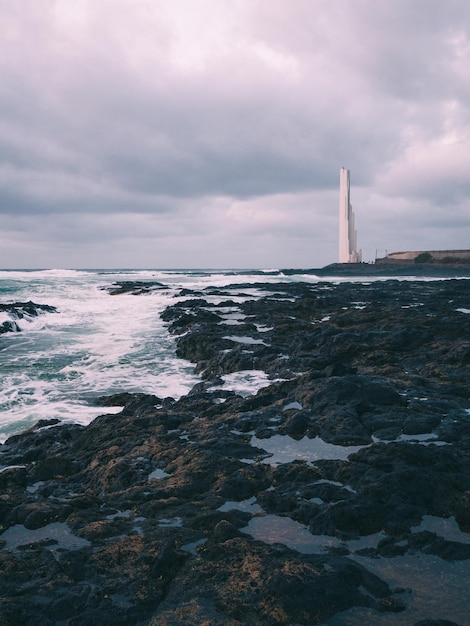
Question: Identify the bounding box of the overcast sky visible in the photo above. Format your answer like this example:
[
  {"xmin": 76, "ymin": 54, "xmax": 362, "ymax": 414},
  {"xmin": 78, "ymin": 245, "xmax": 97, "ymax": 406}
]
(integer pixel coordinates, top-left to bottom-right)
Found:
[{"xmin": 0, "ymin": 0, "xmax": 469, "ymax": 269}]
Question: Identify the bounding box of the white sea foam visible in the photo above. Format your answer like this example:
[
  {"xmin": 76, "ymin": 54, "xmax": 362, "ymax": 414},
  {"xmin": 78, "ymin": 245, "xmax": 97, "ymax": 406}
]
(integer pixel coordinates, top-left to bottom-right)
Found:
[
  {"xmin": 1, "ymin": 269, "xmax": 468, "ymax": 441},
  {"xmin": 0, "ymin": 312, "xmax": 12, "ymax": 325},
  {"xmin": 0, "ymin": 270, "xmax": 202, "ymax": 440},
  {"xmin": 210, "ymin": 370, "xmax": 274, "ymax": 397}
]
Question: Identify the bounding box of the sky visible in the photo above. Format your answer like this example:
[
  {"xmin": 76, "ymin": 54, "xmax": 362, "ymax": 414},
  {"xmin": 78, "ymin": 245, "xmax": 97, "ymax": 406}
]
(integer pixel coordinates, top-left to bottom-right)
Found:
[{"xmin": 0, "ymin": 0, "xmax": 469, "ymax": 269}]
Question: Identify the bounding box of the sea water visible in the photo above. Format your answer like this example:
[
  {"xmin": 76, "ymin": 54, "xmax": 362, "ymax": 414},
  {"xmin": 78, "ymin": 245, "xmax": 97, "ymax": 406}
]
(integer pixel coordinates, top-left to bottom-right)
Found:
[
  {"xmin": 0, "ymin": 268, "xmax": 324, "ymax": 441},
  {"xmin": 0, "ymin": 268, "xmax": 465, "ymax": 442}
]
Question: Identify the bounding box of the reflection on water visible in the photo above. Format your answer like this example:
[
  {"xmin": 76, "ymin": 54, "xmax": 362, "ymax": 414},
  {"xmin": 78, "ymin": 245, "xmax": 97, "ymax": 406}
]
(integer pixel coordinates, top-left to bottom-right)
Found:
[
  {"xmin": 0, "ymin": 522, "xmax": 90, "ymax": 553},
  {"xmin": 240, "ymin": 510, "xmax": 470, "ymax": 626},
  {"xmin": 148, "ymin": 468, "xmax": 169, "ymax": 480},
  {"xmin": 218, "ymin": 496, "xmax": 263, "ymax": 514},
  {"xmin": 241, "ymin": 514, "xmax": 341, "ymax": 554},
  {"xmin": 181, "ymin": 538, "xmax": 207, "ymax": 555},
  {"xmin": 411, "ymin": 515, "xmax": 470, "ymax": 544},
  {"xmin": 250, "ymin": 434, "xmax": 366, "ymax": 465},
  {"xmin": 158, "ymin": 517, "xmax": 183, "ymax": 527},
  {"xmin": 326, "ymin": 553, "xmax": 470, "ymax": 626}
]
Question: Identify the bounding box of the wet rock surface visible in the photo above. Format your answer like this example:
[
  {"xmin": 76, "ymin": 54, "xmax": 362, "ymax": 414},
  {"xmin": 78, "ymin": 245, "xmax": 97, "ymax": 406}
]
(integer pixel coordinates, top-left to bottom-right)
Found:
[
  {"xmin": 1, "ymin": 279, "xmax": 469, "ymax": 625},
  {"xmin": 0, "ymin": 301, "xmax": 57, "ymax": 334},
  {"xmin": 103, "ymin": 281, "xmax": 170, "ymax": 295}
]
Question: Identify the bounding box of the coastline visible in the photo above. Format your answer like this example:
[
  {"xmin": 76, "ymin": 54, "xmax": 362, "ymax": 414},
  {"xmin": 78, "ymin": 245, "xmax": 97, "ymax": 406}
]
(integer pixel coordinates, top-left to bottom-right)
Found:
[
  {"xmin": 282, "ymin": 262, "xmax": 470, "ymax": 278},
  {"xmin": 0, "ymin": 277, "xmax": 469, "ymax": 625}
]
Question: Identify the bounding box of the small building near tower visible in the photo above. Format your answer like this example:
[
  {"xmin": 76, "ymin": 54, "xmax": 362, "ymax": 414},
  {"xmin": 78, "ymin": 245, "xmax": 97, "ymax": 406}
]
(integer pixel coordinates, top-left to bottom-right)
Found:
[{"xmin": 339, "ymin": 167, "xmax": 362, "ymax": 263}]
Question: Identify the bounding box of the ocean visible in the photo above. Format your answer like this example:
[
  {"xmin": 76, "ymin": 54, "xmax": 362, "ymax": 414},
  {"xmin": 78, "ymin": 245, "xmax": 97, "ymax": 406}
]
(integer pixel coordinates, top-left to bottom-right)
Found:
[
  {"xmin": 0, "ymin": 267, "xmax": 466, "ymax": 443},
  {"xmin": 0, "ymin": 268, "xmax": 315, "ymax": 442}
]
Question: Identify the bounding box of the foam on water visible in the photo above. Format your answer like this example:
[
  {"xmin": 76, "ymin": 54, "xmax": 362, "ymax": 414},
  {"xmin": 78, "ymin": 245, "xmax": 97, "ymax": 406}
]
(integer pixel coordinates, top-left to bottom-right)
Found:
[
  {"xmin": 0, "ymin": 270, "xmax": 201, "ymax": 440},
  {"xmin": 0, "ymin": 269, "xmax": 301, "ymax": 440},
  {"xmin": 210, "ymin": 369, "xmax": 275, "ymax": 397},
  {"xmin": 1, "ymin": 269, "xmax": 468, "ymax": 441}
]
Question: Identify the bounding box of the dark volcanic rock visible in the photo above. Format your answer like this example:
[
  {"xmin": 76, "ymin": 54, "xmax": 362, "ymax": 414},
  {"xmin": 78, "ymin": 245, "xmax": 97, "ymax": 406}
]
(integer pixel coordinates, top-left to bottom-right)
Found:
[
  {"xmin": 103, "ymin": 280, "xmax": 170, "ymax": 295},
  {"xmin": 0, "ymin": 301, "xmax": 57, "ymax": 334},
  {"xmin": 152, "ymin": 538, "xmax": 401, "ymax": 625},
  {"xmin": 1, "ymin": 279, "xmax": 469, "ymax": 624}
]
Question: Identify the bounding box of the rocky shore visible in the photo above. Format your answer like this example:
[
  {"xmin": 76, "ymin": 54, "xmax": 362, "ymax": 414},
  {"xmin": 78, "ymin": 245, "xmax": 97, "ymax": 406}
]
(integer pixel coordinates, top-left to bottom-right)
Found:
[
  {"xmin": 0, "ymin": 301, "xmax": 57, "ymax": 334},
  {"xmin": 0, "ymin": 278, "xmax": 469, "ymax": 625}
]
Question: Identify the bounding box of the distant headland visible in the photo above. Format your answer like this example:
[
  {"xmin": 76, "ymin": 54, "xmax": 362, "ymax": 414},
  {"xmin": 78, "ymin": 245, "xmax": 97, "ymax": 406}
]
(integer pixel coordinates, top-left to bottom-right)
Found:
[
  {"xmin": 281, "ymin": 249, "xmax": 470, "ymax": 277},
  {"xmin": 375, "ymin": 249, "xmax": 470, "ymax": 265}
]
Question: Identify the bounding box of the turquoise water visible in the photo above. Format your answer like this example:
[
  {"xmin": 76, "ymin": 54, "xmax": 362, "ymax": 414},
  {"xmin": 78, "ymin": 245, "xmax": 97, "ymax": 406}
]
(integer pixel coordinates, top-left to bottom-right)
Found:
[
  {"xmin": 0, "ymin": 269, "xmax": 199, "ymax": 440},
  {"xmin": 0, "ymin": 268, "xmax": 317, "ymax": 441}
]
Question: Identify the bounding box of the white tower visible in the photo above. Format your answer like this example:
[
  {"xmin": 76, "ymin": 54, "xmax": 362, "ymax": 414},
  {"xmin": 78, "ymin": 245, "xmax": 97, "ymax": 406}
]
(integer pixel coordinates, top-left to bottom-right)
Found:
[{"xmin": 339, "ymin": 167, "xmax": 361, "ymax": 263}]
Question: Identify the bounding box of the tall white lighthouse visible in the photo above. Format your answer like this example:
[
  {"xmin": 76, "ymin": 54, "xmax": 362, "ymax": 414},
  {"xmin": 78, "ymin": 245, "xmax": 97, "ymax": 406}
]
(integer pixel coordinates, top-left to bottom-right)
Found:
[{"xmin": 339, "ymin": 167, "xmax": 361, "ymax": 263}]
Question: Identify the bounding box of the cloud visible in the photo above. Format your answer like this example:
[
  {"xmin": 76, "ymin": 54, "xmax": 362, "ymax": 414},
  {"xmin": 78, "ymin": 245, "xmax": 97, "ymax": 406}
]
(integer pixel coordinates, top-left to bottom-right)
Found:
[{"xmin": 0, "ymin": 0, "xmax": 469, "ymax": 267}]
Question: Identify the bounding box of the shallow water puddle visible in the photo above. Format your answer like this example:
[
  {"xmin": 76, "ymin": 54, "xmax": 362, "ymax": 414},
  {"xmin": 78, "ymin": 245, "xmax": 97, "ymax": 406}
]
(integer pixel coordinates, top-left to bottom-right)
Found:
[
  {"xmin": 217, "ymin": 310, "xmax": 247, "ymax": 326},
  {"xmin": 255, "ymin": 324, "xmax": 273, "ymax": 332},
  {"xmin": 313, "ymin": 478, "xmax": 357, "ymax": 493},
  {"xmin": 241, "ymin": 514, "xmax": 341, "ymax": 554},
  {"xmin": 218, "ymin": 496, "xmax": 263, "ymax": 514},
  {"xmin": 283, "ymin": 401, "xmax": 303, "ymax": 410},
  {"xmin": 335, "ymin": 553, "xmax": 470, "ymax": 626},
  {"xmin": 106, "ymin": 509, "xmax": 133, "ymax": 520},
  {"xmin": 327, "ymin": 519, "xmax": 470, "ymax": 625},
  {"xmin": 223, "ymin": 335, "xmax": 268, "ymax": 345},
  {"xmin": 372, "ymin": 432, "xmax": 449, "ymax": 446},
  {"xmin": 26, "ymin": 480, "xmax": 45, "ymax": 494},
  {"xmin": 0, "ymin": 465, "xmax": 27, "ymax": 476},
  {"xmin": 158, "ymin": 517, "xmax": 183, "ymax": 528},
  {"xmin": 347, "ymin": 531, "xmax": 386, "ymax": 551},
  {"xmin": 105, "ymin": 509, "xmax": 145, "ymax": 524},
  {"xmin": 181, "ymin": 538, "xmax": 207, "ymax": 555},
  {"xmin": 411, "ymin": 515, "xmax": 470, "ymax": 544},
  {"xmin": 148, "ymin": 468, "xmax": 169, "ymax": 480},
  {"xmin": 250, "ymin": 434, "xmax": 366, "ymax": 465},
  {"xmin": 0, "ymin": 522, "xmax": 90, "ymax": 553}
]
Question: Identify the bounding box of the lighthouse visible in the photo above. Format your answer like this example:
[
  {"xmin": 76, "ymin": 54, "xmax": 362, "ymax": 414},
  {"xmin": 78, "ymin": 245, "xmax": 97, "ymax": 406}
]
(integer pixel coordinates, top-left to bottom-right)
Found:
[{"xmin": 339, "ymin": 168, "xmax": 361, "ymax": 263}]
